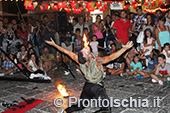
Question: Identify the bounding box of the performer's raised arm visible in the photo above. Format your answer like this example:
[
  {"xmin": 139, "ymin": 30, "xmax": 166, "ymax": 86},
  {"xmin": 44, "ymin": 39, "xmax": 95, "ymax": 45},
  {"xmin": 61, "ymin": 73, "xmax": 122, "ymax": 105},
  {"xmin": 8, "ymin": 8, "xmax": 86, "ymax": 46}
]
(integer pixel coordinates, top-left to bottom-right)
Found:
[
  {"xmin": 45, "ymin": 38, "xmax": 79, "ymax": 64},
  {"xmin": 101, "ymin": 41, "xmax": 133, "ymax": 64}
]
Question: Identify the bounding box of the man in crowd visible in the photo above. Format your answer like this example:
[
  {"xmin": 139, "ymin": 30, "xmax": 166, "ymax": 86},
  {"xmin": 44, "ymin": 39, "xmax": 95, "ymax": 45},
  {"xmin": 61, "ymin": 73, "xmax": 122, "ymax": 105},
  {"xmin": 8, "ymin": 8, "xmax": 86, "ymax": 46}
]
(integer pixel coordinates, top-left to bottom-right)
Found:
[
  {"xmin": 112, "ymin": 10, "xmax": 131, "ymax": 49},
  {"xmin": 40, "ymin": 46, "xmax": 55, "ymax": 74},
  {"xmin": 0, "ymin": 53, "xmax": 17, "ymax": 76},
  {"xmin": 45, "ymin": 37, "xmax": 133, "ymax": 113},
  {"xmin": 132, "ymin": 6, "xmax": 146, "ymax": 32},
  {"xmin": 41, "ymin": 15, "xmax": 56, "ymax": 56},
  {"xmin": 73, "ymin": 16, "xmax": 89, "ymax": 36},
  {"xmin": 154, "ymin": 10, "xmax": 163, "ymax": 27},
  {"xmin": 165, "ymin": 9, "xmax": 170, "ymax": 28}
]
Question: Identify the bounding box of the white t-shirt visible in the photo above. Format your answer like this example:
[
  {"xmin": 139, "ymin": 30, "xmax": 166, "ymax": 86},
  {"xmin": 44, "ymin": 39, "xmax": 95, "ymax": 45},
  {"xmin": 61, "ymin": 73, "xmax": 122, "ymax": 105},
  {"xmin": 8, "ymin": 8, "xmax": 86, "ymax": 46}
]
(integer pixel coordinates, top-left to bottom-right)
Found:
[
  {"xmin": 29, "ymin": 60, "xmax": 38, "ymax": 72},
  {"xmin": 162, "ymin": 50, "xmax": 170, "ymax": 64},
  {"xmin": 17, "ymin": 51, "xmax": 27, "ymax": 60},
  {"xmin": 90, "ymin": 41, "xmax": 99, "ymax": 57}
]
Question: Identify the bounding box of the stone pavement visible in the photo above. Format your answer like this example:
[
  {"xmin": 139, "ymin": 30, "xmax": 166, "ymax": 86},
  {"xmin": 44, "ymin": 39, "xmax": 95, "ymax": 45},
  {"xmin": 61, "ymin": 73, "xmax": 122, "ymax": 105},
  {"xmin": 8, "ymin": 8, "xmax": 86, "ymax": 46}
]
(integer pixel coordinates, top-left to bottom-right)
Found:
[{"xmin": 0, "ymin": 63, "xmax": 170, "ymax": 113}]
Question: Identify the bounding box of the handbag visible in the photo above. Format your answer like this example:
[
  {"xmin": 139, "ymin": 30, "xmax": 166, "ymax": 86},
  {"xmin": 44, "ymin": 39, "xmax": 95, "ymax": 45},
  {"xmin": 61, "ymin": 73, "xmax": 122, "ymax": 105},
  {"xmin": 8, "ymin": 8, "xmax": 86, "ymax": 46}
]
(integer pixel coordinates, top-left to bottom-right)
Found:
[{"xmin": 136, "ymin": 31, "xmax": 144, "ymax": 43}]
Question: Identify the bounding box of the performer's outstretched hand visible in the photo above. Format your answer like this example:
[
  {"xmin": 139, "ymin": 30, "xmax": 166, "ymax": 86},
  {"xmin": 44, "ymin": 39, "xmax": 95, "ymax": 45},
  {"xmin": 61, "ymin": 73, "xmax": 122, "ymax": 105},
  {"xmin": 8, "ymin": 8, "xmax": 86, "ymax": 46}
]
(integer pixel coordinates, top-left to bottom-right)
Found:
[
  {"xmin": 45, "ymin": 38, "xmax": 56, "ymax": 46},
  {"xmin": 122, "ymin": 41, "xmax": 133, "ymax": 50}
]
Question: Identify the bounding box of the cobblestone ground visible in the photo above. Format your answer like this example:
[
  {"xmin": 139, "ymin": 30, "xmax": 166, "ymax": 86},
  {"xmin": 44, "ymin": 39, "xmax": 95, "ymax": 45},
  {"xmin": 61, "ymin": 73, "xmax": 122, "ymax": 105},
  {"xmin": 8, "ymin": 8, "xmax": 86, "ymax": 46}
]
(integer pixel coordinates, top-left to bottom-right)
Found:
[{"xmin": 0, "ymin": 63, "xmax": 170, "ymax": 113}]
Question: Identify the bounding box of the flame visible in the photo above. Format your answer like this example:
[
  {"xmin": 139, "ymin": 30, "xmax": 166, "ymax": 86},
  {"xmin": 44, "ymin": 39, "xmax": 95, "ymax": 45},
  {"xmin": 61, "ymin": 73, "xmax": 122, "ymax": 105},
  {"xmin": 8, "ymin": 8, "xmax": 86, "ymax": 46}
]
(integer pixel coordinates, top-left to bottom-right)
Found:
[
  {"xmin": 83, "ymin": 34, "xmax": 89, "ymax": 47},
  {"xmin": 57, "ymin": 84, "xmax": 69, "ymax": 97}
]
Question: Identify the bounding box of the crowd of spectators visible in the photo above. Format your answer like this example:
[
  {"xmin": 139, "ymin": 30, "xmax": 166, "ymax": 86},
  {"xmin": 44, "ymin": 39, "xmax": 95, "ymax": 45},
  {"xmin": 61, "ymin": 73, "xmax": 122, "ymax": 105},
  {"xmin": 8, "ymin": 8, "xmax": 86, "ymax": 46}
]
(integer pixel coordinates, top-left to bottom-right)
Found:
[{"xmin": 0, "ymin": 6, "xmax": 170, "ymax": 85}]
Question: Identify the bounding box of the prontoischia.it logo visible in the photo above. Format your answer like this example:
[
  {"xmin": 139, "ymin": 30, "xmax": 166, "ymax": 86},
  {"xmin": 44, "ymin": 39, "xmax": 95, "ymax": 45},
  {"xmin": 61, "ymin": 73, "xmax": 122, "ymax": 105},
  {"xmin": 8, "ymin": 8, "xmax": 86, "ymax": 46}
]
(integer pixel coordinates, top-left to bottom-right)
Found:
[{"xmin": 54, "ymin": 96, "xmax": 161, "ymax": 108}]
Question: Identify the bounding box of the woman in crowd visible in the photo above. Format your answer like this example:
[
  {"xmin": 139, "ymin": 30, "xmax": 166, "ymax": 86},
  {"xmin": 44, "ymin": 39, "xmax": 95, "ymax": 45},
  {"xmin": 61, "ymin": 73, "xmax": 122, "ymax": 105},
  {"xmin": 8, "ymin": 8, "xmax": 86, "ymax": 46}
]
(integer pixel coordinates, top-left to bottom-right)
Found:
[
  {"xmin": 17, "ymin": 45, "xmax": 27, "ymax": 64},
  {"xmin": 27, "ymin": 53, "xmax": 43, "ymax": 74},
  {"xmin": 155, "ymin": 16, "xmax": 170, "ymax": 52},
  {"xmin": 92, "ymin": 15, "xmax": 104, "ymax": 49},
  {"xmin": 140, "ymin": 14, "xmax": 155, "ymax": 32}
]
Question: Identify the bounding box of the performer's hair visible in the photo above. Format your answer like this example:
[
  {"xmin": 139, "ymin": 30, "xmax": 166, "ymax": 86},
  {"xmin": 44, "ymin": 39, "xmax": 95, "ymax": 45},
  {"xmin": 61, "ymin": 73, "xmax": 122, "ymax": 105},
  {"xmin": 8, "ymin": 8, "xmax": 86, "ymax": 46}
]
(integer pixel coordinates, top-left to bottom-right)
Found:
[{"xmin": 78, "ymin": 52, "xmax": 86, "ymax": 64}]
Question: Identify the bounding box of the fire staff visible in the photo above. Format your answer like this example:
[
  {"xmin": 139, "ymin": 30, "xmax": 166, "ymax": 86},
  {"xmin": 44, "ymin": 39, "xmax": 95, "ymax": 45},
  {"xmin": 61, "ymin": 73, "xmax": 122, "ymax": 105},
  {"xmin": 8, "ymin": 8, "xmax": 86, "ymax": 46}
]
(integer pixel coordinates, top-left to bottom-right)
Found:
[{"xmin": 45, "ymin": 38, "xmax": 133, "ymax": 113}]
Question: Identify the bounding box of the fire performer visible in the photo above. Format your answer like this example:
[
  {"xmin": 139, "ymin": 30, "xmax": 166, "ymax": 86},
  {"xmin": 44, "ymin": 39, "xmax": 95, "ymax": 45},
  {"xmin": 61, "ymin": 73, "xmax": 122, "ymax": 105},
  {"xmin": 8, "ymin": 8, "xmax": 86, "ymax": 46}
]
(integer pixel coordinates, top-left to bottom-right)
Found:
[{"xmin": 45, "ymin": 37, "xmax": 133, "ymax": 113}]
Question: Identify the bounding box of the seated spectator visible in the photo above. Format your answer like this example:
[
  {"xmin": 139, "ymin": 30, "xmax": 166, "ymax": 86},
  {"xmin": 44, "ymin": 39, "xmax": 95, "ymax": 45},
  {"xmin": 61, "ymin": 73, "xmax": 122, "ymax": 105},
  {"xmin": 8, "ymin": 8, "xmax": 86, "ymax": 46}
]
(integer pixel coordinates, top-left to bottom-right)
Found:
[
  {"xmin": 107, "ymin": 54, "xmax": 127, "ymax": 76},
  {"xmin": 138, "ymin": 49, "xmax": 160, "ymax": 78},
  {"xmin": 110, "ymin": 43, "xmax": 116, "ymax": 54},
  {"xmin": 90, "ymin": 35, "xmax": 103, "ymax": 57},
  {"xmin": 162, "ymin": 43, "xmax": 170, "ymax": 64},
  {"xmin": 27, "ymin": 47, "xmax": 35, "ymax": 60},
  {"xmin": 27, "ymin": 53, "xmax": 43, "ymax": 74},
  {"xmin": 40, "ymin": 46, "xmax": 55, "ymax": 73},
  {"xmin": 17, "ymin": 45, "xmax": 27, "ymax": 64},
  {"xmin": 0, "ymin": 53, "xmax": 17, "ymax": 76},
  {"xmin": 126, "ymin": 54, "xmax": 143, "ymax": 78},
  {"xmin": 150, "ymin": 54, "xmax": 170, "ymax": 85}
]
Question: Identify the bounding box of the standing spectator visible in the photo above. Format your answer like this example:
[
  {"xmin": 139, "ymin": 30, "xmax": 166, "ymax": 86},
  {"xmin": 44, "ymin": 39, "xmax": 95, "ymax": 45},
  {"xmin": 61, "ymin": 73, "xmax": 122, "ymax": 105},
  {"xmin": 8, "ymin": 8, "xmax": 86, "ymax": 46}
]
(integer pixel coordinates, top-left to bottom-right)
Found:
[
  {"xmin": 92, "ymin": 15, "xmax": 104, "ymax": 48},
  {"xmin": 132, "ymin": 6, "xmax": 146, "ymax": 32},
  {"xmin": 162, "ymin": 43, "xmax": 170, "ymax": 64},
  {"xmin": 154, "ymin": 10, "xmax": 162, "ymax": 27},
  {"xmin": 87, "ymin": 16, "xmax": 93, "ymax": 38},
  {"xmin": 90, "ymin": 35, "xmax": 99, "ymax": 57},
  {"xmin": 3, "ymin": 18, "xmax": 8, "ymax": 29},
  {"xmin": 140, "ymin": 14, "xmax": 155, "ymax": 32},
  {"xmin": 41, "ymin": 15, "xmax": 56, "ymax": 56},
  {"xmin": 74, "ymin": 28, "xmax": 83, "ymax": 55},
  {"xmin": 143, "ymin": 28, "xmax": 155, "ymax": 56},
  {"xmin": 72, "ymin": 17, "xmax": 78, "ymax": 27},
  {"xmin": 34, "ymin": 20, "xmax": 43, "ymax": 56},
  {"xmin": 165, "ymin": 9, "xmax": 170, "ymax": 28},
  {"xmin": 12, "ymin": 19, "xmax": 19, "ymax": 39},
  {"xmin": 61, "ymin": 31, "xmax": 73, "ymax": 63},
  {"xmin": 155, "ymin": 16, "xmax": 170, "ymax": 51},
  {"xmin": 112, "ymin": 10, "xmax": 131, "ymax": 49},
  {"xmin": 17, "ymin": 22, "xmax": 28, "ymax": 47},
  {"xmin": 73, "ymin": 16, "xmax": 89, "ymax": 36},
  {"xmin": 105, "ymin": 15, "xmax": 112, "ymax": 31},
  {"xmin": 0, "ymin": 20, "xmax": 5, "ymax": 48},
  {"xmin": 41, "ymin": 15, "xmax": 55, "ymax": 42},
  {"xmin": 6, "ymin": 23, "xmax": 16, "ymax": 52}
]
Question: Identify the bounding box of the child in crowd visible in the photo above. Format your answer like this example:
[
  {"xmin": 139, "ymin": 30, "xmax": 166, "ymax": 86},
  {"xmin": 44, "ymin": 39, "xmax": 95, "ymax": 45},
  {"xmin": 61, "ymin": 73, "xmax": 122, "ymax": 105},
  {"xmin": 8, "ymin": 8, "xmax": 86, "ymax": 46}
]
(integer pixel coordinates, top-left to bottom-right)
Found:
[
  {"xmin": 110, "ymin": 43, "xmax": 116, "ymax": 54},
  {"xmin": 90, "ymin": 35, "xmax": 103, "ymax": 57},
  {"xmin": 83, "ymin": 27, "xmax": 89, "ymax": 41},
  {"xmin": 74, "ymin": 28, "xmax": 83, "ymax": 55},
  {"xmin": 74, "ymin": 28, "xmax": 83, "ymax": 72},
  {"xmin": 162, "ymin": 43, "xmax": 170, "ymax": 64},
  {"xmin": 107, "ymin": 54, "xmax": 127, "ymax": 76},
  {"xmin": 138, "ymin": 49, "xmax": 160, "ymax": 78},
  {"xmin": 126, "ymin": 54, "xmax": 143, "ymax": 78},
  {"xmin": 143, "ymin": 28, "xmax": 155, "ymax": 56},
  {"xmin": 150, "ymin": 54, "xmax": 170, "ymax": 85}
]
